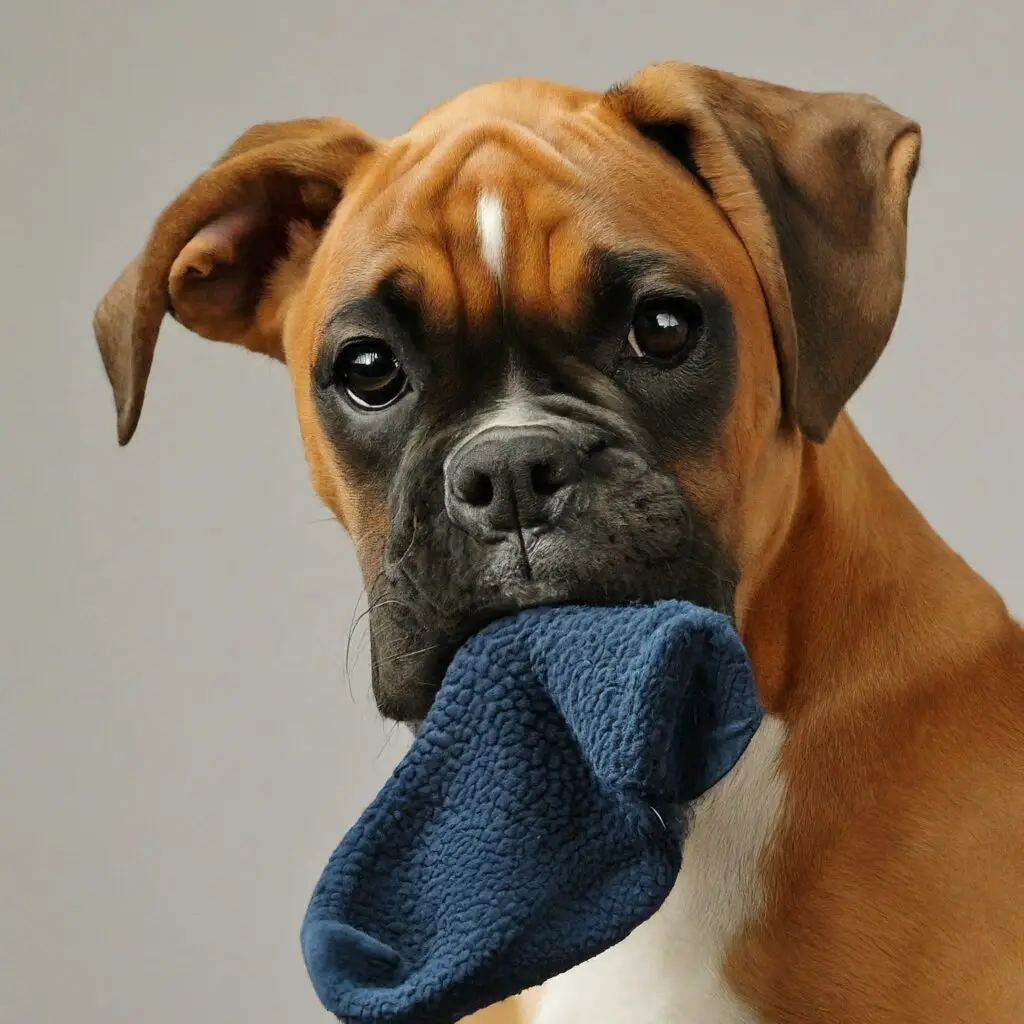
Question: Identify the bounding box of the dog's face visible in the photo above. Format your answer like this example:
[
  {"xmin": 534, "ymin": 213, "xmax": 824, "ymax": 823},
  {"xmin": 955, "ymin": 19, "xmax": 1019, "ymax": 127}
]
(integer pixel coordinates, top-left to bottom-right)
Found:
[
  {"xmin": 296, "ymin": 81, "xmax": 779, "ymax": 720},
  {"xmin": 94, "ymin": 64, "xmax": 920, "ymax": 721}
]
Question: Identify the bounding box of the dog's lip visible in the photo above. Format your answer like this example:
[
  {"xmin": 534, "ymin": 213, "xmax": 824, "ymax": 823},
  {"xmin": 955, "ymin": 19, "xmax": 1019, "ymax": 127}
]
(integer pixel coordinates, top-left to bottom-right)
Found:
[{"xmin": 386, "ymin": 577, "xmax": 725, "ymax": 726}]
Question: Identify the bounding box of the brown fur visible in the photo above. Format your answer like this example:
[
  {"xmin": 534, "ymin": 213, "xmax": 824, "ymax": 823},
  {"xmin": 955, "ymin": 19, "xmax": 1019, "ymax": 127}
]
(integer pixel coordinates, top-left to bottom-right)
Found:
[{"xmin": 93, "ymin": 63, "xmax": 1024, "ymax": 1022}]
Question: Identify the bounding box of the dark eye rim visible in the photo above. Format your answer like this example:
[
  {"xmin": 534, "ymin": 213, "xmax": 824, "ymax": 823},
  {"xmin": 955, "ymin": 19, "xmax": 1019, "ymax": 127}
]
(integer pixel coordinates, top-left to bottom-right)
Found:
[
  {"xmin": 626, "ymin": 294, "xmax": 705, "ymax": 367},
  {"xmin": 332, "ymin": 337, "xmax": 411, "ymax": 412}
]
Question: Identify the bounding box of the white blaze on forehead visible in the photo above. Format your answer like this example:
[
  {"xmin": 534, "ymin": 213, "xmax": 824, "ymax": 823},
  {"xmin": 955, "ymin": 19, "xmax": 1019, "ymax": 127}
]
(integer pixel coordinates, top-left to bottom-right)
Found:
[{"xmin": 476, "ymin": 192, "xmax": 505, "ymax": 279}]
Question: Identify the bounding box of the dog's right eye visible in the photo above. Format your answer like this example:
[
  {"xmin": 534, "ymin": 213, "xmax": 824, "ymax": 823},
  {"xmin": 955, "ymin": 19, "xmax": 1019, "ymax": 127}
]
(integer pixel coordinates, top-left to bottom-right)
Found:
[
  {"xmin": 333, "ymin": 339, "xmax": 410, "ymax": 410},
  {"xmin": 626, "ymin": 298, "xmax": 702, "ymax": 366}
]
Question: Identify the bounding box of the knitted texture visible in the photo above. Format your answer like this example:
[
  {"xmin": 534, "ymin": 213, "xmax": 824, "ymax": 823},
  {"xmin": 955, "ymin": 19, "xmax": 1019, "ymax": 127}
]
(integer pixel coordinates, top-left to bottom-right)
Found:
[{"xmin": 302, "ymin": 600, "xmax": 762, "ymax": 1023}]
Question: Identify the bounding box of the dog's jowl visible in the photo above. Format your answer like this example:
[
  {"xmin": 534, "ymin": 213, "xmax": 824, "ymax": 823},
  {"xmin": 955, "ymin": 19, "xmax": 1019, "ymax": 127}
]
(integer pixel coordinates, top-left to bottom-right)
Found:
[{"xmin": 94, "ymin": 63, "xmax": 1024, "ymax": 1023}]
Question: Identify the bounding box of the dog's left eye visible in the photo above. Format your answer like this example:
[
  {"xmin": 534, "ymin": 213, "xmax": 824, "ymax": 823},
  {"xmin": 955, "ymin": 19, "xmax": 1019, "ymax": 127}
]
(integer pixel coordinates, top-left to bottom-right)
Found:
[
  {"xmin": 627, "ymin": 299, "xmax": 701, "ymax": 364},
  {"xmin": 334, "ymin": 339, "xmax": 409, "ymax": 410}
]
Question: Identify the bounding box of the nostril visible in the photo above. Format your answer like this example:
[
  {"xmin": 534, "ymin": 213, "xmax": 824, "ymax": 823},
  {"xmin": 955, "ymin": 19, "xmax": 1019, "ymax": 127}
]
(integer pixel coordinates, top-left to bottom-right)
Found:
[
  {"xmin": 446, "ymin": 426, "xmax": 582, "ymax": 537},
  {"xmin": 459, "ymin": 470, "xmax": 494, "ymax": 508},
  {"xmin": 530, "ymin": 461, "xmax": 565, "ymax": 497}
]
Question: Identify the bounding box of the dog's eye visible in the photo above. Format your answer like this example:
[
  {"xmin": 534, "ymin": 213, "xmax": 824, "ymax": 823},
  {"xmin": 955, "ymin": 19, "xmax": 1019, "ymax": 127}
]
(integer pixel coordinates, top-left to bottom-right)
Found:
[
  {"xmin": 627, "ymin": 299, "xmax": 701, "ymax": 364},
  {"xmin": 334, "ymin": 340, "xmax": 409, "ymax": 410}
]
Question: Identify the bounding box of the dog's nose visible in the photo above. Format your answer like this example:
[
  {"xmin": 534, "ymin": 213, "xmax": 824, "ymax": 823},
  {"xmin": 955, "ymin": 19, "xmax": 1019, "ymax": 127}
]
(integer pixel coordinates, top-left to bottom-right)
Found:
[{"xmin": 445, "ymin": 426, "xmax": 582, "ymax": 537}]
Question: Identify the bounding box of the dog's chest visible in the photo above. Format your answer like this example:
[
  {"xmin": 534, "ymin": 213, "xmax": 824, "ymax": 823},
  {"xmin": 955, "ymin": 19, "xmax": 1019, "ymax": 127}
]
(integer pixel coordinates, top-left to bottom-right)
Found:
[{"xmin": 532, "ymin": 718, "xmax": 785, "ymax": 1024}]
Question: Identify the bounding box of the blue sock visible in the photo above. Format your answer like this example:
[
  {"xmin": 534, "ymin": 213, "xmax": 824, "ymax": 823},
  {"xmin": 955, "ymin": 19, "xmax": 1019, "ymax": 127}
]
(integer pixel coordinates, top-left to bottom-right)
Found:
[{"xmin": 301, "ymin": 601, "xmax": 762, "ymax": 1023}]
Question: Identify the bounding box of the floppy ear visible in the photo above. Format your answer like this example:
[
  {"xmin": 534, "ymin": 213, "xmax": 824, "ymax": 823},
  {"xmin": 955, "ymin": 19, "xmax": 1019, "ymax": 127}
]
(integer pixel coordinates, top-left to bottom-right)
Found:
[
  {"xmin": 607, "ymin": 63, "xmax": 921, "ymax": 441},
  {"xmin": 93, "ymin": 118, "xmax": 377, "ymax": 445}
]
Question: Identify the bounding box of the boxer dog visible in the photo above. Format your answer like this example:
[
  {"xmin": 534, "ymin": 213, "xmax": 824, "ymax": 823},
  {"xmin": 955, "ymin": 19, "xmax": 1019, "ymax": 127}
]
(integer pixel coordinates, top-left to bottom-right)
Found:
[{"xmin": 93, "ymin": 62, "xmax": 1024, "ymax": 1022}]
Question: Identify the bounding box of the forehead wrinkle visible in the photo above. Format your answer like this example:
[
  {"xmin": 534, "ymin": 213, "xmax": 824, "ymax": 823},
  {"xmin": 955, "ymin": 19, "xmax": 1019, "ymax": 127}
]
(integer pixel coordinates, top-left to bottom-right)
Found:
[
  {"xmin": 379, "ymin": 239, "xmax": 467, "ymax": 337},
  {"xmin": 442, "ymin": 187, "xmax": 501, "ymax": 332},
  {"xmin": 381, "ymin": 117, "xmax": 586, "ymax": 227},
  {"xmin": 418, "ymin": 212, "xmax": 475, "ymax": 336},
  {"xmin": 545, "ymin": 212, "xmax": 591, "ymax": 326}
]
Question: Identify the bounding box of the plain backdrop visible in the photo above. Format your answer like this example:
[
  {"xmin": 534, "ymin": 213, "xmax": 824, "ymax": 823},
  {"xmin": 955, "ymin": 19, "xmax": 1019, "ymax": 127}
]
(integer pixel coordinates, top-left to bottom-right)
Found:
[{"xmin": 2, "ymin": 2, "xmax": 1022, "ymax": 1021}]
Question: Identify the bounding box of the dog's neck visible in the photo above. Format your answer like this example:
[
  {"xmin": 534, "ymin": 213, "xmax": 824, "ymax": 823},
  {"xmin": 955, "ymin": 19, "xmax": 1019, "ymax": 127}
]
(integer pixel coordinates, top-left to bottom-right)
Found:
[{"xmin": 738, "ymin": 414, "xmax": 1010, "ymax": 717}]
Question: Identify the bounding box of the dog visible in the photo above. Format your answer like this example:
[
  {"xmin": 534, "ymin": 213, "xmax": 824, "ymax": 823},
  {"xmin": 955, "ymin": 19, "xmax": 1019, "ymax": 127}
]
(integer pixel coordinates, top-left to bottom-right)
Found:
[{"xmin": 93, "ymin": 61, "xmax": 1024, "ymax": 1022}]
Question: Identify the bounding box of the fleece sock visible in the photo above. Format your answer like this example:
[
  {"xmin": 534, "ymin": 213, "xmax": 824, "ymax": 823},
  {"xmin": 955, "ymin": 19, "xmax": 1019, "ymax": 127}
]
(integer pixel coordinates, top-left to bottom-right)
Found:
[{"xmin": 301, "ymin": 600, "xmax": 762, "ymax": 1023}]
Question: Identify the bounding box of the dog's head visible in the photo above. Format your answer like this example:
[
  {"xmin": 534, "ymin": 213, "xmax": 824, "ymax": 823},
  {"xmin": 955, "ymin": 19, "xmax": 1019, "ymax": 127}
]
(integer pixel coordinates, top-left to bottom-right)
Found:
[{"xmin": 94, "ymin": 63, "xmax": 919, "ymax": 721}]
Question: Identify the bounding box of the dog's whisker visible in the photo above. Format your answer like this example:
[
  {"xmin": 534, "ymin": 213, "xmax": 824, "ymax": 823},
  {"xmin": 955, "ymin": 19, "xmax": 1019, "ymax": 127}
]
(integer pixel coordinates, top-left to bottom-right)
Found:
[
  {"xmin": 344, "ymin": 587, "xmax": 370, "ymax": 701},
  {"xmin": 383, "ymin": 509, "xmax": 421, "ymax": 578},
  {"xmin": 375, "ymin": 720, "xmax": 401, "ymax": 760},
  {"xmin": 345, "ymin": 592, "xmax": 427, "ymax": 680},
  {"xmin": 377, "ymin": 643, "xmax": 440, "ymax": 667}
]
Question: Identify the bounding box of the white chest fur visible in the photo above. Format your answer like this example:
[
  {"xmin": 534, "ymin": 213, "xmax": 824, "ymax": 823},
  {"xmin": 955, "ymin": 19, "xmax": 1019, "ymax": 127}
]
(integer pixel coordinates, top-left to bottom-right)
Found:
[{"xmin": 532, "ymin": 716, "xmax": 786, "ymax": 1024}]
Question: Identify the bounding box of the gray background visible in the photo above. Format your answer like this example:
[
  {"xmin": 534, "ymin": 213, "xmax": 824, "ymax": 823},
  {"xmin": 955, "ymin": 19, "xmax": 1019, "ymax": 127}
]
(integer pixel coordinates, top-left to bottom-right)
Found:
[{"xmin": 2, "ymin": 2, "xmax": 1022, "ymax": 1021}]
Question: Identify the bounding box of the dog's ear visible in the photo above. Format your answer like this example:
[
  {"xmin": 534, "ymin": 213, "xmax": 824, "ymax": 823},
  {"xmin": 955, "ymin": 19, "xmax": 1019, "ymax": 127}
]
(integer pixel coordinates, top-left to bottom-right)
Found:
[
  {"xmin": 607, "ymin": 63, "xmax": 921, "ymax": 441},
  {"xmin": 93, "ymin": 118, "xmax": 377, "ymax": 445}
]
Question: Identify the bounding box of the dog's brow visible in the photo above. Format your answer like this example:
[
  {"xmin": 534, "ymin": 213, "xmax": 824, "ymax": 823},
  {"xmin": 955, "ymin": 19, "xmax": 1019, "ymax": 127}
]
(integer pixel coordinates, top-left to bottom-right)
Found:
[
  {"xmin": 321, "ymin": 277, "xmax": 426, "ymax": 345},
  {"xmin": 585, "ymin": 250, "xmax": 711, "ymax": 334},
  {"xmin": 321, "ymin": 299, "xmax": 392, "ymax": 343},
  {"xmin": 375, "ymin": 275, "xmax": 426, "ymax": 338},
  {"xmin": 590, "ymin": 249, "xmax": 704, "ymax": 297}
]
